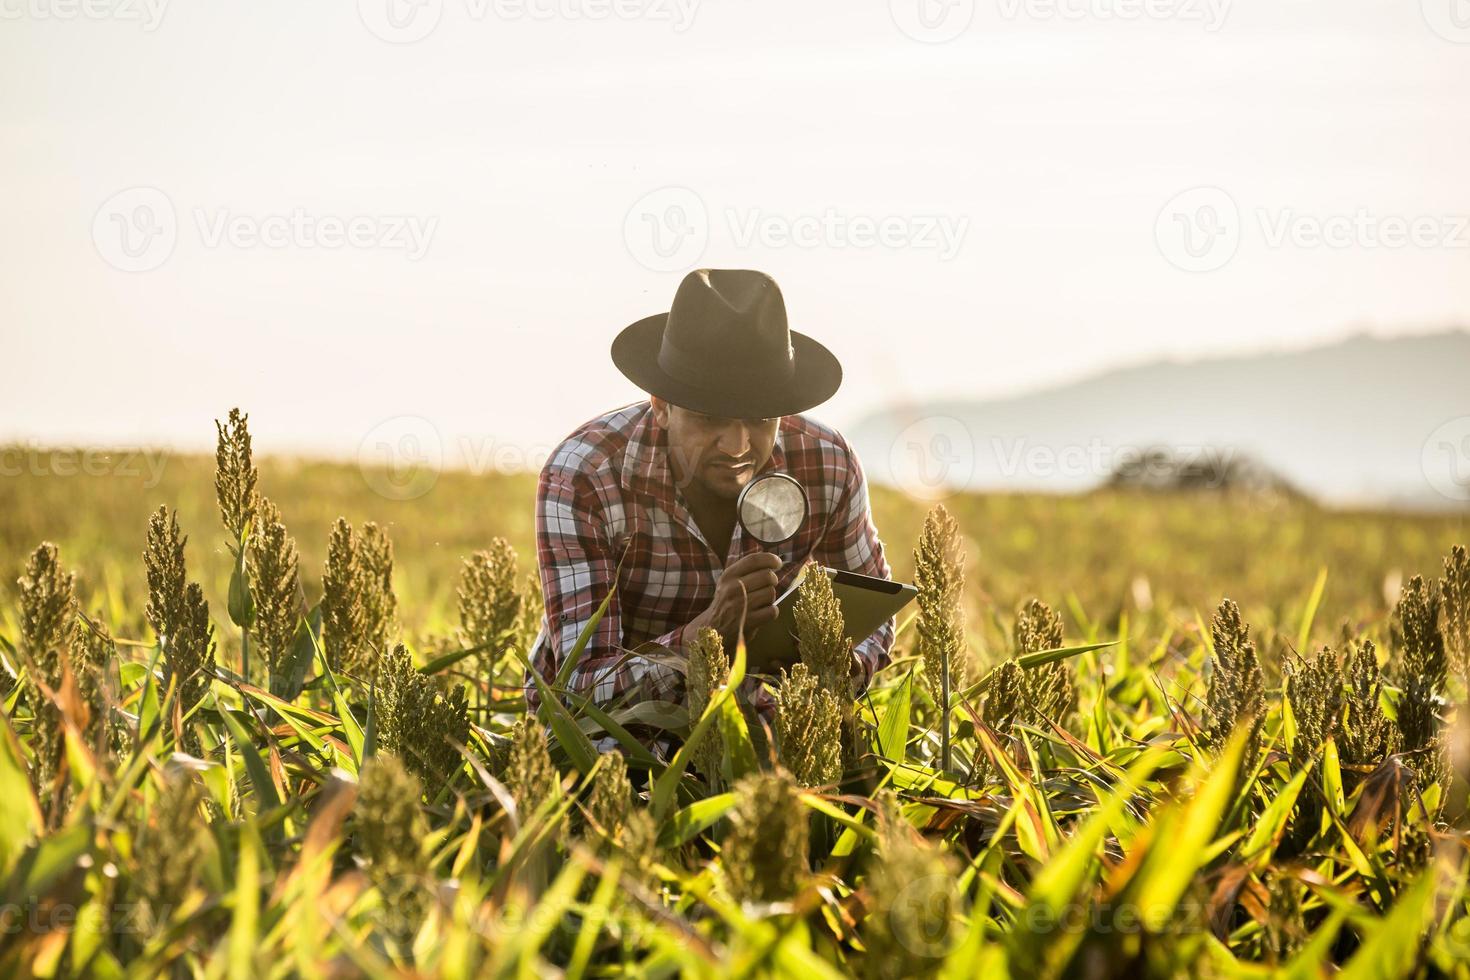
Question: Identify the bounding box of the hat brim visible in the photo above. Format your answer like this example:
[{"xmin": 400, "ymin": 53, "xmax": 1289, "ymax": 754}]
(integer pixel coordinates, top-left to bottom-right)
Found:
[{"xmin": 611, "ymin": 313, "xmax": 843, "ymax": 419}]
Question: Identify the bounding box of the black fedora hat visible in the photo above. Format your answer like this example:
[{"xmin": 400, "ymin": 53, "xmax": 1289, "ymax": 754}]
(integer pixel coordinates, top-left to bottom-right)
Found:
[{"xmin": 611, "ymin": 269, "xmax": 843, "ymax": 419}]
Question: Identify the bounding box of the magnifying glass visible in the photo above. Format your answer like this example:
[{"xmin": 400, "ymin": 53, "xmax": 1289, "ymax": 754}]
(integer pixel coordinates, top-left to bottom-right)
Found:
[{"xmin": 736, "ymin": 472, "xmax": 809, "ymax": 545}]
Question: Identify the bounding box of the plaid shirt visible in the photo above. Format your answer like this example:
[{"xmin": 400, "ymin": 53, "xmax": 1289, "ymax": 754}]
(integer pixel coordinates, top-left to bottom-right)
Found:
[{"xmin": 527, "ymin": 399, "xmax": 895, "ymax": 718}]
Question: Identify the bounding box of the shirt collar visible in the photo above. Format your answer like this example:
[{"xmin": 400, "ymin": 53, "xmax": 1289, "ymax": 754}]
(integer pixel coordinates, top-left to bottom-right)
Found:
[{"xmin": 619, "ymin": 405, "xmax": 665, "ymax": 500}]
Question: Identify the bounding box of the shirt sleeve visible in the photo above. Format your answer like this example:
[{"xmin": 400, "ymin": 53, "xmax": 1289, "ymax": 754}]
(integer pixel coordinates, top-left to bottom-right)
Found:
[
  {"xmin": 811, "ymin": 440, "xmax": 895, "ymax": 693},
  {"xmin": 529, "ymin": 466, "xmax": 688, "ymax": 712}
]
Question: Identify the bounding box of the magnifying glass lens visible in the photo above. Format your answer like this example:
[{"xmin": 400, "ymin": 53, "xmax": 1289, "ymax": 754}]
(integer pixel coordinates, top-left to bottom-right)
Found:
[{"xmin": 737, "ymin": 473, "xmax": 808, "ymax": 545}]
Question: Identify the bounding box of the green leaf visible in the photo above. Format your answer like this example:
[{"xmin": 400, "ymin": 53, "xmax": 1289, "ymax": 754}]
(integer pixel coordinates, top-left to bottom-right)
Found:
[
  {"xmin": 651, "ymin": 635, "xmax": 746, "ymax": 820},
  {"xmin": 220, "ymin": 710, "xmax": 282, "ymax": 814},
  {"xmin": 320, "ymin": 651, "xmax": 365, "ymax": 768},
  {"xmin": 974, "ymin": 726, "xmax": 1051, "ymax": 861},
  {"xmin": 362, "ymin": 687, "xmax": 377, "ymax": 760},
  {"xmin": 799, "ymin": 794, "xmax": 877, "ymax": 840},
  {"xmin": 1296, "ymin": 566, "xmax": 1328, "ymax": 654},
  {"xmin": 1340, "ymin": 870, "xmax": 1437, "ymax": 980},
  {"xmin": 520, "ymin": 861, "xmax": 591, "ymax": 965},
  {"xmin": 237, "ymin": 684, "xmax": 330, "ymax": 754},
  {"xmin": 514, "ymin": 646, "xmax": 599, "ymax": 775},
  {"xmin": 883, "ymin": 760, "xmax": 985, "ymax": 800},
  {"xmin": 1011, "ymin": 747, "xmax": 1169, "ymax": 974},
  {"xmin": 102, "ymin": 724, "xmax": 164, "ymax": 825},
  {"xmin": 200, "ymin": 755, "xmax": 233, "ymax": 819},
  {"xmin": 4, "ymin": 823, "xmax": 91, "ymax": 906},
  {"xmin": 136, "ymin": 648, "xmax": 165, "ymax": 743},
  {"xmin": 417, "ymin": 639, "xmax": 498, "ymax": 676},
  {"xmin": 1322, "ymin": 737, "xmax": 1346, "ymax": 817},
  {"xmin": 227, "ymin": 822, "xmax": 262, "ymax": 980},
  {"xmin": 717, "ymin": 693, "xmax": 758, "ymax": 783},
  {"xmin": 561, "ymin": 690, "xmax": 658, "ymax": 768},
  {"xmin": 1280, "ymin": 911, "xmax": 1347, "ymax": 979},
  {"xmin": 567, "ymin": 856, "xmax": 623, "ymax": 976},
  {"xmin": 957, "ymin": 640, "xmax": 1115, "ymax": 700},
  {"xmin": 1019, "ymin": 730, "xmax": 1060, "ymax": 851},
  {"xmin": 1280, "ymin": 687, "xmax": 1298, "ymax": 760},
  {"xmin": 228, "ymin": 550, "xmax": 254, "ymax": 629},
  {"xmin": 1129, "ymin": 726, "xmax": 1246, "ymax": 928},
  {"xmin": 874, "ymin": 666, "xmax": 913, "ymax": 762},
  {"xmin": 610, "ymin": 700, "xmax": 688, "ymax": 730},
  {"xmin": 658, "ymin": 792, "xmax": 738, "ymax": 847},
  {"xmin": 0, "ymin": 712, "xmax": 41, "ymax": 878},
  {"xmin": 1239, "ymin": 767, "xmax": 1307, "ymax": 869},
  {"xmin": 273, "ymin": 605, "xmax": 319, "ymax": 701},
  {"xmin": 553, "ymin": 553, "xmax": 625, "ymax": 692}
]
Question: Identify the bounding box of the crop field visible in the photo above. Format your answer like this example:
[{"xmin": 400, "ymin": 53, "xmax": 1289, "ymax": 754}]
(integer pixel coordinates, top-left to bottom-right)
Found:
[{"xmin": 1, "ymin": 411, "xmax": 1468, "ymax": 977}]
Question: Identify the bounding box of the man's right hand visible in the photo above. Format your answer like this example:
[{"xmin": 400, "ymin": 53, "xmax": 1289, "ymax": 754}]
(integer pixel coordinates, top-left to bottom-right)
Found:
[{"xmin": 684, "ymin": 551, "xmax": 782, "ymax": 652}]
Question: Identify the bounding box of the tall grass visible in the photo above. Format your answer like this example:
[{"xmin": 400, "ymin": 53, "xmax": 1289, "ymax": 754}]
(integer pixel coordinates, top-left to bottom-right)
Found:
[{"xmin": 0, "ymin": 410, "xmax": 1467, "ymax": 976}]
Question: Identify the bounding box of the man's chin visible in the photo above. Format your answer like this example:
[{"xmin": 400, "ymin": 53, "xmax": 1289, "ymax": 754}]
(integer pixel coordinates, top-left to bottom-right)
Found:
[{"xmin": 699, "ymin": 467, "xmax": 752, "ymax": 499}]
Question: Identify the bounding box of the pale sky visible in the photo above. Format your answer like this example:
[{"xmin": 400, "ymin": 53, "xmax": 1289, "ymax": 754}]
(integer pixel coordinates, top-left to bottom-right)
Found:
[{"xmin": 3, "ymin": 0, "xmax": 1468, "ymax": 470}]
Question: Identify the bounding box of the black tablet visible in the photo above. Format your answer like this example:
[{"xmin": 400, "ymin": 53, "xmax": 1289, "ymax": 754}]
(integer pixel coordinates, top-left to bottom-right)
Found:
[{"xmin": 744, "ymin": 564, "xmax": 917, "ymax": 669}]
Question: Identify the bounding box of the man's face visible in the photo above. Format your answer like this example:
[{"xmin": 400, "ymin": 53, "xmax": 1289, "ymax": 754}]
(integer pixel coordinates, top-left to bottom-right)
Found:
[{"xmin": 651, "ymin": 396, "xmax": 781, "ymax": 500}]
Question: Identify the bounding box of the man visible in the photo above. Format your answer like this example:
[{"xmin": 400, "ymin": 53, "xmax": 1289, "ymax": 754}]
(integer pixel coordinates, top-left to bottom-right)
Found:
[{"xmin": 527, "ymin": 268, "xmax": 895, "ymax": 723}]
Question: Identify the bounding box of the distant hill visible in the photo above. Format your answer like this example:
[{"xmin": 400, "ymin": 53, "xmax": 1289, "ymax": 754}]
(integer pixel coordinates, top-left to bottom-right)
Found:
[{"xmin": 847, "ymin": 330, "xmax": 1470, "ymax": 511}]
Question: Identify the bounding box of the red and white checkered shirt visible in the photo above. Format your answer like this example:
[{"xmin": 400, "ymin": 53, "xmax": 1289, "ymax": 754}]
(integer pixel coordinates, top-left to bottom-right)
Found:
[{"xmin": 527, "ymin": 399, "xmax": 895, "ymax": 716}]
